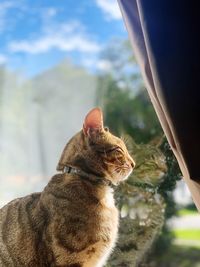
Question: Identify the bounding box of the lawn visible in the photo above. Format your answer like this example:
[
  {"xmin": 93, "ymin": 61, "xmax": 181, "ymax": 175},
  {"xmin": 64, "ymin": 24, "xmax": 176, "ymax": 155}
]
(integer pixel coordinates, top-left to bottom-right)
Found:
[
  {"xmin": 177, "ymin": 208, "xmax": 198, "ymax": 216},
  {"xmin": 173, "ymin": 229, "xmax": 200, "ymax": 241}
]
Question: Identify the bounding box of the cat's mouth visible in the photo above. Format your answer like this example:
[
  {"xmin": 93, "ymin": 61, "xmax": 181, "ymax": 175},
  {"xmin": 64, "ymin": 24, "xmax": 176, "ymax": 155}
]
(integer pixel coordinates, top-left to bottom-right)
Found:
[
  {"xmin": 122, "ymin": 168, "xmax": 133, "ymax": 181},
  {"xmin": 115, "ymin": 165, "xmax": 134, "ymax": 183}
]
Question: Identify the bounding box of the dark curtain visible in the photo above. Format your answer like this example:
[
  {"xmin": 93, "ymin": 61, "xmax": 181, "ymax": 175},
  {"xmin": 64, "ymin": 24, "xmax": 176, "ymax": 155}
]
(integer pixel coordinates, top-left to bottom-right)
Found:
[{"xmin": 118, "ymin": 0, "xmax": 200, "ymax": 209}]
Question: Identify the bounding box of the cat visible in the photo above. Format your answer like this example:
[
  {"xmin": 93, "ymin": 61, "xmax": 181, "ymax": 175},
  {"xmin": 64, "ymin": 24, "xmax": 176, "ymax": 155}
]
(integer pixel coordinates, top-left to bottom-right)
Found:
[{"xmin": 0, "ymin": 107, "xmax": 135, "ymax": 267}]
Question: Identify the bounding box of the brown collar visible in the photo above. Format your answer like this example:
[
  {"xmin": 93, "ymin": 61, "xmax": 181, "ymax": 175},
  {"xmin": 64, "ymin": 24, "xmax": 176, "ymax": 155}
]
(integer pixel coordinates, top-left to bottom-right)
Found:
[{"xmin": 62, "ymin": 166, "xmax": 113, "ymax": 187}]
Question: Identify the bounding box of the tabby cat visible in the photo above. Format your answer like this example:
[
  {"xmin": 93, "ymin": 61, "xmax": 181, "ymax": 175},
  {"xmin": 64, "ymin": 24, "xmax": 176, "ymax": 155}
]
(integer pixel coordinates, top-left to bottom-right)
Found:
[{"xmin": 0, "ymin": 107, "xmax": 135, "ymax": 267}]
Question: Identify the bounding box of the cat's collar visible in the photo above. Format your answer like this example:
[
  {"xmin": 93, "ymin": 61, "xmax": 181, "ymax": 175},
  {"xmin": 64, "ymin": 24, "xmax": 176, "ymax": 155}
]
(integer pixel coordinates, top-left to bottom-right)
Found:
[{"xmin": 62, "ymin": 166, "xmax": 113, "ymax": 187}]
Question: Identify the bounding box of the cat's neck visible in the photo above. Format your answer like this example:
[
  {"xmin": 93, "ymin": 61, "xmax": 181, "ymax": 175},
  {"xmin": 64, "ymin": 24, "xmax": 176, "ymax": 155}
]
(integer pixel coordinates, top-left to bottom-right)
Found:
[{"xmin": 62, "ymin": 165, "xmax": 113, "ymax": 187}]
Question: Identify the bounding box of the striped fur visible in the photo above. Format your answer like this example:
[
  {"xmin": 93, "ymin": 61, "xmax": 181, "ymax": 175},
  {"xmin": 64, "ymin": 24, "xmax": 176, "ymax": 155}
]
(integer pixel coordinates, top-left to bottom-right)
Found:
[{"xmin": 0, "ymin": 108, "xmax": 134, "ymax": 267}]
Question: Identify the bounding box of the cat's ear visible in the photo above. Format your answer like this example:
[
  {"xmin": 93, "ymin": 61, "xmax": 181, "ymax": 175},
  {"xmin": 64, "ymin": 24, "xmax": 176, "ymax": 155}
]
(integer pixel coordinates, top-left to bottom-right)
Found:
[
  {"xmin": 83, "ymin": 107, "xmax": 104, "ymax": 136},
  {"xmin": 149, "ymin": 134, "xmax": 165, "ymax": 148}
]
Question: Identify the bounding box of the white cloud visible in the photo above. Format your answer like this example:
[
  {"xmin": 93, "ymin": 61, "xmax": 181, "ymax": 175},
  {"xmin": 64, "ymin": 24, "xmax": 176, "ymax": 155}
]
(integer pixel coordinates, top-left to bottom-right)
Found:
[
  {"xmin": 96, "ymin": 59, "xmax": 112, "ymax": 71},
  {"xmin": 96, "ymin": 0, "xmax": 122, "ymax": 20},
  {"xmin": 79, "ymin": 57, "xmax": 113, "ymax": 73},
  {"xmin": 0, "ymin": 1, "xmax": 18, "ymax": 32},
  {"xmin": 8, "ymin": 22, "xmax": 101, "ymax": 54},
  {"xmin": 45, "ymin": 7, "xmax": 57, "ymax": 18},
  {"xmin": 80, "ymin": 58, "xmax": 97, "ymax": 69},
  {"xmin": 0, "ymin": 1, "xmax": 15, "ymax": 12},
  {"xmin": 0, "ymin": 54, "xmax": 7, "ymax": 64},
  {"xmin": 40, "ymin": 7, "xmax": 58, "ymax": 24},
  {"xmin": 0, "ymin": 1, "xmax": 28, "ymax": 35}
]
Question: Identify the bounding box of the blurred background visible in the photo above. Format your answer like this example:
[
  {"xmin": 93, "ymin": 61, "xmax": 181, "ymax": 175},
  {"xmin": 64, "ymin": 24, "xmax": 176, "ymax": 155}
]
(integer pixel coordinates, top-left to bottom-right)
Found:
[{"xmin": 0, "ymin": 1, "xmax": 200, "ymax": 266}]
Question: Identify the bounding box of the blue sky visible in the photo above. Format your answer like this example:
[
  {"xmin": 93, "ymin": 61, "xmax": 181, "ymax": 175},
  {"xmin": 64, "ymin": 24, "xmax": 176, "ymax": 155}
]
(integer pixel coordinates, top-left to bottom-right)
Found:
[{"xmin": 0, "ymin": 0, "xmax": 128, "ymax": 77}]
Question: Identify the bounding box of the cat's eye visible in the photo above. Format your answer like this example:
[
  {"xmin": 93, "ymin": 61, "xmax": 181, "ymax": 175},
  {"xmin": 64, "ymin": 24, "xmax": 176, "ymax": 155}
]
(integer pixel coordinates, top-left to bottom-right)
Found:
[
  {"xmin": 107, "ymin": 146, "xmax": 123, "ymax": 153},
  {"xmin": 106, "ymin": 147, "xmax": 118, "ymax": 153},
  {"xmin": 97, "ymin": 146, "xmax": 122, "ymax": 154}
]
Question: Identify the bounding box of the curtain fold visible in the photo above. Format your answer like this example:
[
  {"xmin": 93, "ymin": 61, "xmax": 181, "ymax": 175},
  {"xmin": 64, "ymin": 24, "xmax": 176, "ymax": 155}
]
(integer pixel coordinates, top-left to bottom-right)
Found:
[{"xmin": 118, "ymin": 0, "xmax": 200, "ymax": 210}]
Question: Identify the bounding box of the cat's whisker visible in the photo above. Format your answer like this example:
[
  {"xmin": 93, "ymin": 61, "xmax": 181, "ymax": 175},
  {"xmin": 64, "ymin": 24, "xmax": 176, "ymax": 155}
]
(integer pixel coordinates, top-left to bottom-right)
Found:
[
  {"xmin": 103, "ymin": 148, "xmax": 108, "ymax": 158},
  {"xmin": 111, "ymin": 170, "xmax": 120, "ymax": 176},
  {"xmin": 115, "ymin": 157, "xmax": 124, "ymax": 165}
]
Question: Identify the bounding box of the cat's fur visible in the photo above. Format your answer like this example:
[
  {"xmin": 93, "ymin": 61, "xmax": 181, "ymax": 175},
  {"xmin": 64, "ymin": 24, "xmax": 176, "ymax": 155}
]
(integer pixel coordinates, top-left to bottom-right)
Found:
[{"xmin": 0, "ymin": 108, "xmax": 135, "ymax": 267}]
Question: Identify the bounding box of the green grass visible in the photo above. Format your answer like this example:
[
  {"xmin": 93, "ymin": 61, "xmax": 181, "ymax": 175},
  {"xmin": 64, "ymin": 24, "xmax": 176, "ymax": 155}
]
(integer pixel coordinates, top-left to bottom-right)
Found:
[
  {"xmin": 173, "ymin": 229, "xmax": 200, "ymax": 240},
  {"xmin": 177, "ymin": 208, "xmax": 198, "ymax": 216}
]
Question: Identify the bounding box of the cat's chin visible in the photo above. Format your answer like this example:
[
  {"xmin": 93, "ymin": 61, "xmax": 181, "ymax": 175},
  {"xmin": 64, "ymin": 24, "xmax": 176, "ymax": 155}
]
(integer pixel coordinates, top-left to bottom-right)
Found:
[
  {"xmin": 122, "ymin": 169, "xmax": 133, "ymax": 181},
  {"xmin": 115, "ymin": 169, "xmax": 133, "ymax": 184}
]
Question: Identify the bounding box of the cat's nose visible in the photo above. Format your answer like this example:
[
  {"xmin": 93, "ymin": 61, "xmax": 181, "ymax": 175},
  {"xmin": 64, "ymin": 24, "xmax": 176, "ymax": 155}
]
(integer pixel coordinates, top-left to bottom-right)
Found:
[
  {"xmin": 128, "ymin": 158, "xmax": 135, "ymax": 169},
  {"xmin": 131, "ymin": 161, "xmax": 135, "ymax": 169},
  {"xmin": 127, "ymin": 155, "xmax": 135, "ymax": 169}
]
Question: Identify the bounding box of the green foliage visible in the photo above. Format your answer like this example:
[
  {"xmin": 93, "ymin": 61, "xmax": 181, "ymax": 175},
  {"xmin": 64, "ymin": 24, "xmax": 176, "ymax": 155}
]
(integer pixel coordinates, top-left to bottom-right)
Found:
[
  {"xmin": 97, "ymin": 75, "xmax": 162, "ymax": 143},
  {"xmin": 147, "ymin": 245, "xmax": 200, "ymax": 267}
]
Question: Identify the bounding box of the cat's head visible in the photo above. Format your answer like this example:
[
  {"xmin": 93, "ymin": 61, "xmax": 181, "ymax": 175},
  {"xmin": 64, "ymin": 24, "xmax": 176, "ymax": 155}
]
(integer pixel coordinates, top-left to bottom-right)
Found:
[{"xmin": 57, "ymin": 108, "xmax": 135, "ymax": 185}]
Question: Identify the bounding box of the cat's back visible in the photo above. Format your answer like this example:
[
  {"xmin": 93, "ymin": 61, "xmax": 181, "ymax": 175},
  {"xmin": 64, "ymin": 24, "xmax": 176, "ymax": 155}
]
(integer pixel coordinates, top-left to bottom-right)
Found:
[
  {"xmin": 0, "ymin": 193, "xmax": 42, "ymax": 267},
  {"xmin": 0, "ymin": 175, "xmax": 119, "ymax": 267}
]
